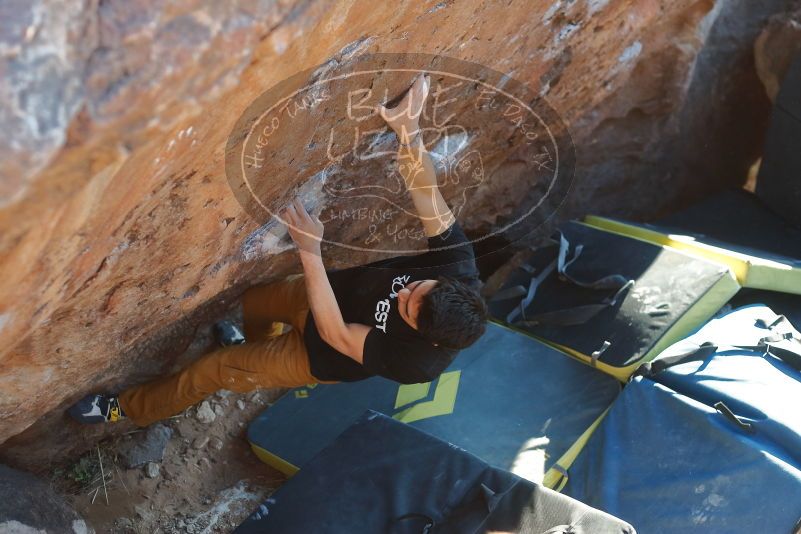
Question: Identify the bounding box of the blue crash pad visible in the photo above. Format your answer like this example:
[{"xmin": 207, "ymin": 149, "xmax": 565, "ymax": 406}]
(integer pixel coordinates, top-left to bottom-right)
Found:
[
  {"xmin": 563, "ymin": 305, "xmax": 801, "ymax": 533},
  {"xmin": 247, "ymin": 321, "xmax": 620, "ymax": 486}
]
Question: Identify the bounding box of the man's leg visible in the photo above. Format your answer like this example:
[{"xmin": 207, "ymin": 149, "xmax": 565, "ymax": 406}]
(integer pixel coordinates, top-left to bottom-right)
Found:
[
  {"xmin": 70, "ymin": 273, "xmax": 331, "ymax": 426},
  {"xmin": 118, "ymin": 273, "xmax": 324, "ymax": 427},
  {"xmin": 118, "ymin": 327, "xmax": 321, "ymax": 427},
  {"xmin": 213, "ymin": 274, "xmax": 308, "ymax": 345},
  {"xmin": 240, "ymin": 273, "xmax": 309, "ymax": 341}
]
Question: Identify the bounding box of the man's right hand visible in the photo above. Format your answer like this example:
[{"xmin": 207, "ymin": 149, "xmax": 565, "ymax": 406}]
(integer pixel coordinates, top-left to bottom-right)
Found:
[
  {"xmin": 281, "ymin": 198, "xmax": 324, "ymax": 256},
  {"xmin": 379, "ymin": 73, "xmax": 430, "ymax": 143}
]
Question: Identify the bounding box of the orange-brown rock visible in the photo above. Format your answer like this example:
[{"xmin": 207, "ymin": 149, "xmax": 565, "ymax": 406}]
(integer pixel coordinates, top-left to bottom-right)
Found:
[{"xmin": 0, "ymin": 0, "xmax": 794, "ymax": 469}]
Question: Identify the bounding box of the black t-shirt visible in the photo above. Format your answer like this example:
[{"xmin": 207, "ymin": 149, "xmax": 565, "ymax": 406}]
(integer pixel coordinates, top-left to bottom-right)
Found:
[{"xmin": 304, "ymin": 221, "xmax": 481, "ymax": 384}]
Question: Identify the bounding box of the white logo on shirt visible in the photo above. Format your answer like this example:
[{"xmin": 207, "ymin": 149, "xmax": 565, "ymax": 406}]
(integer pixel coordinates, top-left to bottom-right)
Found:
[
  {"xmin": 389, "ymin": 275, "xmax": 411, "ymax": 298},
  {"xmin": 375, "ymin": 274, "xmax": 411, "ymax": 333},
  {"xmin": 374, "ymin": 298, "xmax": 390, "ymax": 333}
]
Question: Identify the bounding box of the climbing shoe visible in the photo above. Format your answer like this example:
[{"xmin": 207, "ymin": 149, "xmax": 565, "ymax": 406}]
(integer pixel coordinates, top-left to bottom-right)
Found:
[
  {"xmin": 68, "ymin": 394, "xmax": 127, "ymax": 424},
  {"xmin": 214, "ymin": 320, "xmax": 246, "ymax": 347}
]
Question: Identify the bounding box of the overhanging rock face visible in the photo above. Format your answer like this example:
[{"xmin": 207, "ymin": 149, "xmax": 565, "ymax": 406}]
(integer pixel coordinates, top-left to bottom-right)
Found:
[{"xmin": 0, "ymin": 0, "xmax": 792, "ymax": 461}]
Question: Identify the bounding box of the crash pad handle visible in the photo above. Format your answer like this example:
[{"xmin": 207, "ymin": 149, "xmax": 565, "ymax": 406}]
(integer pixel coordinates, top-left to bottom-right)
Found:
[
  {"xmin": 714, "ymin": 401, "xmax": 756, "ymax": 434},
  {"xmin": 632, "ymin": 342, "xmax": 718, "ymax": 378},
  {"xmin": 763, "ymin": 342, "xmax": 801, "ymax": 373}
]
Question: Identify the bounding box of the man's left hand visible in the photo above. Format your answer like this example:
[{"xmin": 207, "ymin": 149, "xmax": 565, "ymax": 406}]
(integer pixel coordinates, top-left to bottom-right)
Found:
[{"xmin": 282, "ymin": 198, "xmax": 324, "ymax": 255}]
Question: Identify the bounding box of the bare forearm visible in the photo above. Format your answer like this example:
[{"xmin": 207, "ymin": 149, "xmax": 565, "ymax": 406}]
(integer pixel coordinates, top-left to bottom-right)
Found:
[
  {"xmin": 397, "ymin": 135, "xmax": 438, "ymax": 188},
  {"xmin": 299, "ymin": 251, "xmax": 347, "ymax": 342},
  {"xmin": 397, "ymin": 136, "xmax": 455, "ymax": 236},
  {"xmin": 298, "ymin": 251, "xmax": 367, "ymax": 363}
]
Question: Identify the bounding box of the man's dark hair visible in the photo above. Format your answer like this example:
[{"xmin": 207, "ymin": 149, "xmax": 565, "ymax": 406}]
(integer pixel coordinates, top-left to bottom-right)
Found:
[{"xmin": 417, "ymin": 275, "xmax": 488, "ymax": 350}]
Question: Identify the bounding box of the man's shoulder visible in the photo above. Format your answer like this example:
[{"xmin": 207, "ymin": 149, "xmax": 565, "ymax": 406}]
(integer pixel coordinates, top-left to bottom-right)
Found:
[{"xmin": 371, "ymin": 328, "xmax": 455, "ymax": 354}]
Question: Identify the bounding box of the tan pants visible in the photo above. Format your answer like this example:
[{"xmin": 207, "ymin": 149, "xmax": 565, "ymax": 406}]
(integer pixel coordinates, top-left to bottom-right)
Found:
[{"xmin": 119, "ymin": 274, "xmax": 336, "ymax": 427}]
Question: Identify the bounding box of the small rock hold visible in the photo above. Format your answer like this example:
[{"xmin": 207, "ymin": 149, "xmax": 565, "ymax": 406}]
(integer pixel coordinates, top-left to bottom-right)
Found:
[
  {"xmin": 213, "ymin": 403, "xmax": 225, "ymax": 416},
  {"xmin": 215, "ymin": 389, "xmax": 232, "ymax": 399},
  {"xmin": 198, "ymin": 457, "xmax": 211, "ymax": 469},
  {"xmin": 134, "ymin": 504, "xmax": 149, "ymax": 519},
  {"xmin": 193, "ymin": 435, "xmax": 209, "ymax": 449},
  {"xmin": 236, "ymin": 399, "xmax": 246, "ymax": 410},
  {"xmin": 118, "ymin": 423, "xmax": 173, "ymax": 468},
  {"xmin": 247, "ymin": 392, "xmax": 262, "ymax": 403},
  {"xmin": 196, "ymin": 401, "xmax": 216, "ymax": 424},
  {"xmin": 210, "ymin": 437, "xmax": 224, "ymax": 451},
  {"xmin": 145, "ymin": 462, "xmax": 160, "ymax": 478}
]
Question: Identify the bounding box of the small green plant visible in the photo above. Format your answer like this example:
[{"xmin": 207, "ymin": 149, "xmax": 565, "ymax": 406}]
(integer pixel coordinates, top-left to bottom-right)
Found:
[
  {"xmin": 69, "ymin": 456, "xmax": 97, "ymax": 486},
  {"xmin": 51, "ymin": 441, "xmax": 121, "ymax": 497}
]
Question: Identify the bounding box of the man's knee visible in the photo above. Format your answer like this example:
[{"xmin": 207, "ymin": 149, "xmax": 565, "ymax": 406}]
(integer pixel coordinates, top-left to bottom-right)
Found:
[{"xmin": 217, "ymin": 364, "xmax": 266, "ymax": 393}]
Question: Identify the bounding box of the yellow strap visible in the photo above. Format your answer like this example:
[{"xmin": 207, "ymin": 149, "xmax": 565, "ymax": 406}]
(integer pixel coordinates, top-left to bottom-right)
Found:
[
  {"xmin": 553, "ymin": 468, "xmax": 569, "ymax": 492},
  {"xmin": 542, "ymin": 406, "xmax": 611, "ymax": 490}
]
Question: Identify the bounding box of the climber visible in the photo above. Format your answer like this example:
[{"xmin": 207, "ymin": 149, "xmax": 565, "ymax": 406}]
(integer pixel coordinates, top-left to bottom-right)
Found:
[{"xmin": 69, "ymin": 72, "xmax": 487, "ymax": 426}]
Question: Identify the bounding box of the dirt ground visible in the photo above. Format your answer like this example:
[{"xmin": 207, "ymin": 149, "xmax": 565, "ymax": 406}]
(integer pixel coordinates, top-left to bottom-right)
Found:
[{"xmin": 50, "ymin": 385, "xmax": 290, "ymax": 533}]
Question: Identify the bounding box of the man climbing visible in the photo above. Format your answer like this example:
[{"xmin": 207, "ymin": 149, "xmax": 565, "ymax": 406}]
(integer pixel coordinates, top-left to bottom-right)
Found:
[{"xmin": 69, "ymin": 72, "xmax": 487, "ymax": 427}]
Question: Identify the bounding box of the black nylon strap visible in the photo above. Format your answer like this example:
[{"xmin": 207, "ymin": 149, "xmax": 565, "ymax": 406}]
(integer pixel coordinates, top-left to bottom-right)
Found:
[
  {"xmin": 505, "ymin": 231, "xmax": 635, "ymax": 328},
  {"xmin": 755, "ymin": 314, "xmax": 787, "ymax": 330},
  {"xmin": 634, "ymin": 339, "xmax": 801, "ymax": 378},
  {"xmin": 517, "ymin": 279, "xmax": 635, "ymax": 328},
  {"xmin": 714, "ymin": 401, "xmax": 756, "ymax": 434},
  {"xmin": 760, "ymin": 342, "xmax": 801, "ymax": 372},
  {"xmin": 555, "ymin": 231, "xmax": 631, "ymax": 290},
  {"xmin": 506, "ymin": 259, "xmax": 556, "ymax": 324},
  {"xmin": 633, "ymin": 342, "xmax": 718, "ymax": 378}
]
